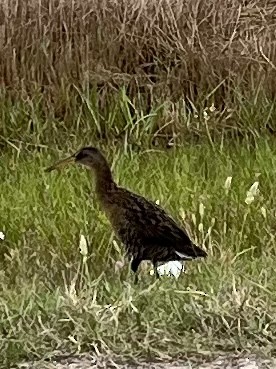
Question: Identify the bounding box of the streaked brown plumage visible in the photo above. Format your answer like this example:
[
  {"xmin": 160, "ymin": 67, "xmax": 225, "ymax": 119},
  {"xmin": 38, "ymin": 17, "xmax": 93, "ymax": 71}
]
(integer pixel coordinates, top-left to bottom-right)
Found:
[{"xmin": 46, "ymin": 146, "xmax": 207, "ymax": 282}]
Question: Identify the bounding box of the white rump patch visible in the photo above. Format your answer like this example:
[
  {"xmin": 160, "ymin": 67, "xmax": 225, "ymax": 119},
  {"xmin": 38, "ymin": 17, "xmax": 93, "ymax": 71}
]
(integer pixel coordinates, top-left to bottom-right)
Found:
[
  {"xmin": 175, "ymin": 250, "xmax": 194, "ymax": 260},
  {"xmin": 149, "ymin": 261, "xmax": 184, "ymax": 279}
]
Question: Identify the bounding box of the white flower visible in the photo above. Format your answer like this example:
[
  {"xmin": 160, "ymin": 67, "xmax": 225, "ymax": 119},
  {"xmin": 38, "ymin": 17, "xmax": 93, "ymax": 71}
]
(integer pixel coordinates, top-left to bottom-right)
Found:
[
  {"xmin": 224, "ymin": 176, "xmax": 232, "ymax": 192},
  {"xmin": 199, "ymin": 203, "xmax": 205, "ymax": 218},
  {"xmin": 245, "ymin": 182, "xmax": 259, "ymax": 205},
  {"xmin": 179, "ymin": 208, "xmax": 186, "ymax": 220},
  {"xmin": 0, "ymin": 232, "xmax": 5, "ymax": 240},
  {"xmin": 150, "ymin": 261, "xmax": 184, "ymax": 279},
  {"xmin": 155, "ymin": 199, "xmax": 160, "ymax": 205},
  {"xmin": 114, "ymin": 260, "xmax": 125, "ymax": 273},
  {"xmin": 79, "ymin": 234, "xmax": 88, "ymax": 262},
  {"xmin": 198, "ymin": 223, "xmax": 204, "ymax": 233},
  {"xmin": 112, "ymin": 240, "xmax": 121, "ymax": 253},
  {"xmin": 203, "ymin": 111, "xmax": 210, "ymax": 120},
  {"xmin": 209, "ymin": 103, "xmax": 216, "ymax": 112},
  {"xmin": 260, "ymin": 207, "xmax": 266, "ymax": 219},
  {"xmin": 245, "ymin": 194, "xmax": 254, "ymax": 205}
]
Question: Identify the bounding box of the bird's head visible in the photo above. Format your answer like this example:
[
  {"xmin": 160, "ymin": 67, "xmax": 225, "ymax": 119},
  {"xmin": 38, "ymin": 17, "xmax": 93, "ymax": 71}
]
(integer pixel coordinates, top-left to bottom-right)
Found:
[{"xmin": 45, "ymin": 146, "xmax": 106, "ymax": 172}]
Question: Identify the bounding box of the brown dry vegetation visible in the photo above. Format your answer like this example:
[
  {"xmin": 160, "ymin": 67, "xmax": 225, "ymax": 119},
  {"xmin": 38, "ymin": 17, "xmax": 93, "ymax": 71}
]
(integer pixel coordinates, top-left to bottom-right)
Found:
[{"xmin": 1, "ymin": 0, "xmax": 276, "ymax": 143}]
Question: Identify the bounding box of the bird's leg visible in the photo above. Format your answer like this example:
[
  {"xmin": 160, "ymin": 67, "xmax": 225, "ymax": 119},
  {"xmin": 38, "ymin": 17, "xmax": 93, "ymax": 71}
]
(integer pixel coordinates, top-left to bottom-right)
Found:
[
  {"xmin": 153, "ymin": 262, "xmax": 160, "ymax": 280},
  {"xmin": 131, "ymin": 258, "xmax": 141, "ymax": 285}
]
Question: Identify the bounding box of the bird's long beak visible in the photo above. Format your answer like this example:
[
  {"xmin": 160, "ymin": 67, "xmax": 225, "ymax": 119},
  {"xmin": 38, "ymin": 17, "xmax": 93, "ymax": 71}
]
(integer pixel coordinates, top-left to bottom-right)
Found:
[{"xmin": 45, "ymin": 154, "xmax": 76, "ymax": 172}]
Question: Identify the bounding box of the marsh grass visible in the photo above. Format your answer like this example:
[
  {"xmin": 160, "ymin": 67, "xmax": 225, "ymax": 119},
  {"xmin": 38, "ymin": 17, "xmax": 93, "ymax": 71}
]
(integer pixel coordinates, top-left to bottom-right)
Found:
[
  {"xmin": 1, "ymin": 0, "xmax": 276, "ymax": 143},
  {"xmin": 1, "ymin": 88, "xmax": 276, "ymax": 152},
  {"xmin": 1, "ymin": 140, "xmax": 276, "ymax": 367},
  {"xmin": 1, "ymin": 1, "xmax": 276, "ymax": 367}
]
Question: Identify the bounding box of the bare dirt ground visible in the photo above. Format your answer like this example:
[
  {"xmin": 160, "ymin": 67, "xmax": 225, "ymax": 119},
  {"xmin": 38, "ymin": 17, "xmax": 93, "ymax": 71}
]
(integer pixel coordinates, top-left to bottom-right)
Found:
[{"xmin": 15, "ymin": 354, "xmax": 276, "ymax": 369}]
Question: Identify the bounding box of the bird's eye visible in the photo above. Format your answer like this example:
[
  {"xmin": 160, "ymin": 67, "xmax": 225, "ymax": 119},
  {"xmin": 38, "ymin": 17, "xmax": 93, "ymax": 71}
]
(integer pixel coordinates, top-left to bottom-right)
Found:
[{"xmin": 76, "ymin": 152, "xmax": 86, "ymax": 160}]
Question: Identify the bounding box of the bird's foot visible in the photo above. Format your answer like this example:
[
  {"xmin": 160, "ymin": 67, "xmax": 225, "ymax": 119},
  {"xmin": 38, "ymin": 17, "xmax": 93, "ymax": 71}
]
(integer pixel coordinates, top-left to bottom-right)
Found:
[{"xmin": 153, "ymin": 263, "xmax": 160, "ymax": 280}]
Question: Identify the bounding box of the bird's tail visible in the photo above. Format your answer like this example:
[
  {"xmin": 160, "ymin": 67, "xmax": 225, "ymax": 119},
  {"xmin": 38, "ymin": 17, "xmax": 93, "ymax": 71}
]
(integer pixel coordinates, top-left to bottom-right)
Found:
[
  {"xmin": 192, "ymin": 244, "xmax": 207, "ymax": 258},
  {"xmin": 175, "ymin": 244, "xmax": 207, "ymax": 260}
]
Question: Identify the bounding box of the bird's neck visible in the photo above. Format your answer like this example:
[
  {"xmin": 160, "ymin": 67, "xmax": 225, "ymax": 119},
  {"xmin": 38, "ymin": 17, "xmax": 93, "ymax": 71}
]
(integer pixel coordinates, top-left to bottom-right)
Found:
[{"xmin": 93, "ymin": 165, "xmax": 117, "ymax": 201}]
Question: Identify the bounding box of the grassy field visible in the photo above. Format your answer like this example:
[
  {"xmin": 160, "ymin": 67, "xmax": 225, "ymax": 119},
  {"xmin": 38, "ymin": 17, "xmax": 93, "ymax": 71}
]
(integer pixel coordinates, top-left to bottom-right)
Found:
[
  {"xmin": 1, "ymin": 139, "xmax": 276, "ymax": 367},
  {"xmin": 1, "ymin": 1, "xmax": 276, "ymax": 367}
]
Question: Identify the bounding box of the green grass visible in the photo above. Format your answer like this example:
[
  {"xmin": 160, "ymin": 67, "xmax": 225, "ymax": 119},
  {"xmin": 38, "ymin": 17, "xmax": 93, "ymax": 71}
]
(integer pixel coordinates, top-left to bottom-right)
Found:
[
  {"xmin": 1, "ymin": 139, "xmax": 276, "ymax": 367},
  {"xmin": 1, "ymin": 86, "xmax": 276, "ymax": 147}
]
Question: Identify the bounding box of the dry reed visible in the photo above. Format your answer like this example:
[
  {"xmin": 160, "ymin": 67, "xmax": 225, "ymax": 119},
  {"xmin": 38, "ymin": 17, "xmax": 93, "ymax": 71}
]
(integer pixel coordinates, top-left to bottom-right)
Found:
[{"xmin": 1, "ymin": 0, "xmax": 276, "ymax": 139}]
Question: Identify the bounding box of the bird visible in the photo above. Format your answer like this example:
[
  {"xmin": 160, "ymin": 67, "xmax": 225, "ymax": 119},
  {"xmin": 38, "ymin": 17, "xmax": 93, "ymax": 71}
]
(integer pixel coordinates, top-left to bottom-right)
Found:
[{"xmin": 45, "ymin": 146, "xmax": 207, "ymax": 283}]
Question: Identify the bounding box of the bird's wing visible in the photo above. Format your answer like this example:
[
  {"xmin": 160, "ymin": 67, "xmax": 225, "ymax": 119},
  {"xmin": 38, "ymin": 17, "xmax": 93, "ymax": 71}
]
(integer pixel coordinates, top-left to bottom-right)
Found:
[{"xmin": 120, "ymin": 190, "xmax": 205, "ymax": 259}]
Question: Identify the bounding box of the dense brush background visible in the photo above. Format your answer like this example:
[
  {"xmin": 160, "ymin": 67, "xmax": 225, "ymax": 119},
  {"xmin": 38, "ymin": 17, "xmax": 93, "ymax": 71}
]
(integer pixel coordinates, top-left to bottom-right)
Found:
[{"xmin": 1, "ymin": 0, "xmax": 276, "ymax": 145}]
